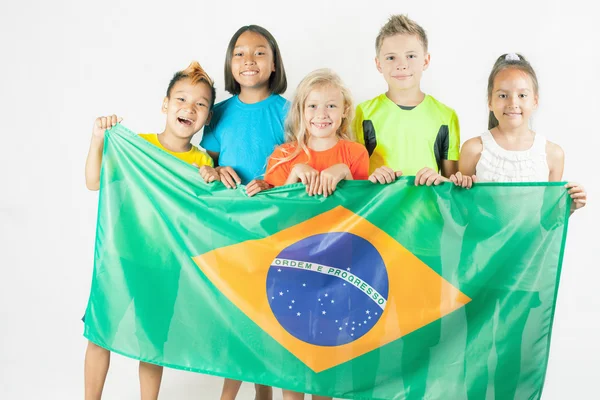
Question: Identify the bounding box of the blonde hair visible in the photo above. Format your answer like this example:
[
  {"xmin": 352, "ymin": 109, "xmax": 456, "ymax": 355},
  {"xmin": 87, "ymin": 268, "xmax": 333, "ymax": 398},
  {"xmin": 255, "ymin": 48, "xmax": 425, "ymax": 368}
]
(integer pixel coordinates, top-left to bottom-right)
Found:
[
  {"xmin": 487, "ymin": 53, "xmax": 539, "ymax": 129},
  {"xmin": 272, "ymin": 69, "xmax": 355, "ymax": 169},
  {"xmin": 375, "ymin": 14, "xmax": 428, "ymax": 54}
]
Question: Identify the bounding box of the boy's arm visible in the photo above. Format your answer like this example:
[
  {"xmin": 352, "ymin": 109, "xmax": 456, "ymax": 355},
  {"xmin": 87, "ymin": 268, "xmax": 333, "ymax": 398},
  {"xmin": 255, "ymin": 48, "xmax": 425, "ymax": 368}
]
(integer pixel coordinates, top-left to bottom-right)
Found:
[
  {"xmin": 85, "ymin": 115, "xmax": 120, "ymax": 191},
  {"xmin": 85, "ymin": 136, "xmax": 104, "ymax": 191},
  {"xmin": 442, "ymin": 111, "xmax": 460, "ymax": 178},
  {"xmin": 441, "ymin": 160, "xmax": 458, "ymax": 178},
  {"xmin": 353, "ymin": 105, "xmax": 366, "ymax": 146},
  {"xmin": 206, "ymin": 150, "xmax": 219, "ymax": 166}
]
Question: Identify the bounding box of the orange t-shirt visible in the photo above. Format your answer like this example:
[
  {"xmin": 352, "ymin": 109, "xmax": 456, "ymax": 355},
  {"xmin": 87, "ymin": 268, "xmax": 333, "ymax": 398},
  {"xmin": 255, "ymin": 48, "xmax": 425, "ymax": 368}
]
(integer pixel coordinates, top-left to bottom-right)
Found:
[{"xmin": 264, "ymin": 140, "xmax": 370, "ymax": 187}]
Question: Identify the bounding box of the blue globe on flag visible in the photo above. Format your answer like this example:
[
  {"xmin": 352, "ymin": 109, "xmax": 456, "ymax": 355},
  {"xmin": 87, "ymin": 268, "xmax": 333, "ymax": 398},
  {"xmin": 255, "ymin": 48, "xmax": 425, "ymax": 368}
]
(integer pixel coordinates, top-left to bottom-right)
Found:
[{"xmin": 266, "ymin": 232, "xmax": 389, "ymax": 346}]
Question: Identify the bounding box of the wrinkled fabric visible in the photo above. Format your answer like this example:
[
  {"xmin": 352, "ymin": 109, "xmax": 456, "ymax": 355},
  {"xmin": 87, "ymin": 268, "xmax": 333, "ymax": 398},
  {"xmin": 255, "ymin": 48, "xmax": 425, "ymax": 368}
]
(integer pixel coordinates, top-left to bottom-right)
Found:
[{"xmin": 84, "ymin": 124, "xmax": 570, "ymax": 400}]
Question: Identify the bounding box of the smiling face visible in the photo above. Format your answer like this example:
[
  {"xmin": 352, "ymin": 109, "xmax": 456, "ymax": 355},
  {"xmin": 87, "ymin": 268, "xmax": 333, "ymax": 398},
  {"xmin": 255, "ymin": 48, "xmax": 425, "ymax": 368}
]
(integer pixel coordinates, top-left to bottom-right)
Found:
[
  {"xmin": 303, "ymin": 84, "xmax": 347, "ymax": 142},
  {"xmin": 230, "ymin": 31, "xmax": 276, "ymax": 92},
  {"xmin": 489, "ymin": 68, "xmax": 538, "ymax": 131},
  {"xmin": 162, "ymin": 78, "xmax": 213, "ymax": 140},
  {"xmin": 375, "ymin": 33, "xmax": 429, "ymax": 93}
]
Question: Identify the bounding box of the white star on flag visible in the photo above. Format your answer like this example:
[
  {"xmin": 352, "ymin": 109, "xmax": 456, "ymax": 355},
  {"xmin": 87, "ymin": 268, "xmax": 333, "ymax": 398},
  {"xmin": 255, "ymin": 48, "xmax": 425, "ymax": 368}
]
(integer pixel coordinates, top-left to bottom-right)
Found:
[
  {"xmin": 297, "ymin": 312, "xmax": 301, "ymax": 316},
  {"xmin": 322, "ymin": 311, "xmax": 326, "ymax": 315},
  {"xmin": 279, "ymin": 292, "xmax": 283, "ymax": 296}
]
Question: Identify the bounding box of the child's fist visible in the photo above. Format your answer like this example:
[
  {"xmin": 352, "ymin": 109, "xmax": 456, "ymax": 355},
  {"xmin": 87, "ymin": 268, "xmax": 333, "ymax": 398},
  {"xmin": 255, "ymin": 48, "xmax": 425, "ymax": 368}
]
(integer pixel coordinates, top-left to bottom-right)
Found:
[
  {"xmin": 566, "ymin": 182, "xmax": 587, "ymax": 212},
  {"xmin": 93, "ymin": 115, "xmax": 122, "ymax": 139},
  {"xmin": 369, "ymin": 166, "xmax": 402, "ymax": 184},
  {"xmin": 449, "ymin": 172, "xmax": 476, "ymax": 189},
  {"xmin": 415, "ymin": 167, "xmax": 447, "ymax": 186},
  {"xmin": 198, "ymin": 165, "xmax": 220, "ymax": 183}
]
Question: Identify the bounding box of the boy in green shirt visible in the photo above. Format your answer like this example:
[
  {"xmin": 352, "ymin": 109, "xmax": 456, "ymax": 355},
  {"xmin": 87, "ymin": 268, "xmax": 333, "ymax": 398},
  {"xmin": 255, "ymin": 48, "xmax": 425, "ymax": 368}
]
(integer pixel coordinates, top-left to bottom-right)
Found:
[
  {"xmin": 356, "ymin": 14, "xmax": 459, "ymax": 186},
  {"xmin": 354, "ymin": 15, "xmax": 459, "ymax": 399}
]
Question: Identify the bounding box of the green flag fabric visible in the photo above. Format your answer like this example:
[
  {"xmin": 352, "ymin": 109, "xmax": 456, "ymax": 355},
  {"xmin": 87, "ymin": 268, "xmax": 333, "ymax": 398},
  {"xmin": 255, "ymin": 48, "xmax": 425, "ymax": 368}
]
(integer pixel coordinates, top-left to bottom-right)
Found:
[{"xmin": 84, "ymin": 124, "xmax": 570, "ymax": 400}]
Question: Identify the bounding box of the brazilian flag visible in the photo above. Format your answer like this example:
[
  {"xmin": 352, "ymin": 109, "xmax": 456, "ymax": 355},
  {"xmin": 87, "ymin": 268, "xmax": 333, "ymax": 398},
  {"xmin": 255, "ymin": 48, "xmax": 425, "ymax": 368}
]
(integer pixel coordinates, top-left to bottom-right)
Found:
[{"xmin": 84, "ymin": 125, "xmax": 570, "ymax": 400}]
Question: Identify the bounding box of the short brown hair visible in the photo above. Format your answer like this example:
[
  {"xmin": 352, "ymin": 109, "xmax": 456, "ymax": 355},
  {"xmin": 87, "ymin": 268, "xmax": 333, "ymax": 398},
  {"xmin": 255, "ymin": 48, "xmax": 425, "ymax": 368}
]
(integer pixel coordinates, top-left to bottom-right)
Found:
[
  {"xmin": 224, "ymin": 25, "xmax": 287, "ymax": 95},
  {"xmin": 375, "ymin": 15, "xmax": 428, "ymax": 54},
  {"xmin": 166, "ymin": 61, "xmax": 216, "ymax": 110}
]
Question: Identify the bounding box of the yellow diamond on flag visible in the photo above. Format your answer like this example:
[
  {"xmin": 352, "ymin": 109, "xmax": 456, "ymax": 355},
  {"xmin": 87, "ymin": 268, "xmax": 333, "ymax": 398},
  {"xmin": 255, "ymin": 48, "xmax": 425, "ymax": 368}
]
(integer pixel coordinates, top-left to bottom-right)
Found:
[{"xmin": 193, "ymin": 206, "xmax": 470, "ymax": 372}]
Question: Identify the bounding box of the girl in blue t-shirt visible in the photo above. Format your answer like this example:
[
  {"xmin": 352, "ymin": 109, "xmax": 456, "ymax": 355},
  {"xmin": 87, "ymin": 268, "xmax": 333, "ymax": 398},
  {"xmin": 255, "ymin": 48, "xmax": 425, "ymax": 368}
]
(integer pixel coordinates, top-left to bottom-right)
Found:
[
  {"xmin": 202, "ymin": 25, "xmax": 288, "ymax": 400},
  {"xmin": 201, "ymin": 25, "xmax": 289, "ymax": 199}
]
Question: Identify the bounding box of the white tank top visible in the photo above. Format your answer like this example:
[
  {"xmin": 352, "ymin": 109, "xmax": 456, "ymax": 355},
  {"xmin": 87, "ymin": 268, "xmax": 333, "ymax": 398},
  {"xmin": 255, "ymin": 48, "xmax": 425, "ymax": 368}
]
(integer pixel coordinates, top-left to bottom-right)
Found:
[{"xmin": 475, "ymin": 130, "xmax": 549, "ymax": 182}]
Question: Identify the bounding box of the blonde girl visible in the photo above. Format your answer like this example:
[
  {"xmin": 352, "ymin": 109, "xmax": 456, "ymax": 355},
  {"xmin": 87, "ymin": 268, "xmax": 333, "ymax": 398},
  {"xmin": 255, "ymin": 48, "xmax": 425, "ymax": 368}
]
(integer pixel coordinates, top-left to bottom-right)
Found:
[{"xmin": 259, "ymin": 68, "xmax": 369, "ymax": 199}]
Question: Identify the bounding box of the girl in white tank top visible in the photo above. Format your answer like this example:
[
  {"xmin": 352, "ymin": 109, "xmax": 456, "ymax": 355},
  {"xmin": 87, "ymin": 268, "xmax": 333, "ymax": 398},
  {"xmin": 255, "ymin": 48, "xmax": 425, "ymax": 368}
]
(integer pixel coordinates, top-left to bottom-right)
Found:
[
  {"xmin": 450, "ymin": 53, "xmax": 587, "ymax": 400},
  {"xmin": 450, "ymin": 53, "xmax": 586, "ymax": 212},
  {"xmin": 475, "ymin": 130, "xmax": 548, "ymax": 182}
]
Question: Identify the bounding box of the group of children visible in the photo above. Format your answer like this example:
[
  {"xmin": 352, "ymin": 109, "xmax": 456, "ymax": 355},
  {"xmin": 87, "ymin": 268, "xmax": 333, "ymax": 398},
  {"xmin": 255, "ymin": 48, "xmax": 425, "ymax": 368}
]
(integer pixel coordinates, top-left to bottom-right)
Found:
[{"xmin": 84, "ymin": 14, "xmax": 587, "ymax": 400}]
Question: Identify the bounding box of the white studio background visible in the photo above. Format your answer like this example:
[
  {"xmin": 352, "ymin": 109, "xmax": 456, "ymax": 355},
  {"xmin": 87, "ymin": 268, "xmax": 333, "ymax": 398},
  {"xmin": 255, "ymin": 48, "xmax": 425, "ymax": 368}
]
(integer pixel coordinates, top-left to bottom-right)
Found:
[{"xmin": 0, "ymin": 0, "xmax": 597, "ymax": 399}]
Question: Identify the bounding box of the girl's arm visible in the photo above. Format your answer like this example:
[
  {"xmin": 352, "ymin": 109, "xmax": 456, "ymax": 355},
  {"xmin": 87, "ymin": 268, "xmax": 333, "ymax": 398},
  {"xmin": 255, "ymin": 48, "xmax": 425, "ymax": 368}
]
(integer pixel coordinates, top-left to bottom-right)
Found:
[
  {"xmin": 547, "ymin": 141, "xmax": 587, "ymax": 212},
  {"xmin": 447, "ymin": 137, "xmax": 482, "ymax": 189},
  {"xmin": 546, "ymin": 141, "xmax": 565, "ymax": 181},
  {"xmin": 85, "ymin": 115, "xmax": 121, "ymax": 191},
  {"xmin": 284, "ymin": 167, "xmax": 301, "ymax": 185},
  {"xmin": 458, "ymin": 137, "xmax": 483, "ymax": 176}
]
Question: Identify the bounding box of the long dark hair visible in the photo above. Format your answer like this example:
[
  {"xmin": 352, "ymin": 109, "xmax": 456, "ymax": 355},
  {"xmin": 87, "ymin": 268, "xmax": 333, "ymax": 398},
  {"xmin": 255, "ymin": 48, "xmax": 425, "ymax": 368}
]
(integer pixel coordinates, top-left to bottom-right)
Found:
[{"xmin": 223, "ymin": 25, "xmax": 287, "ymax": 95}]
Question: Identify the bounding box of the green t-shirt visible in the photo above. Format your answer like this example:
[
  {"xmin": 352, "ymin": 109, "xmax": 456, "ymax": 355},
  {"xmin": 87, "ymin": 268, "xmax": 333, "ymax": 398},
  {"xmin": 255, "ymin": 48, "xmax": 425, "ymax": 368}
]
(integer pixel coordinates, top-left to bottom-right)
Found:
[{"xmin": 354, "ymin": 94, "xmax": 460, "ymax": 175}]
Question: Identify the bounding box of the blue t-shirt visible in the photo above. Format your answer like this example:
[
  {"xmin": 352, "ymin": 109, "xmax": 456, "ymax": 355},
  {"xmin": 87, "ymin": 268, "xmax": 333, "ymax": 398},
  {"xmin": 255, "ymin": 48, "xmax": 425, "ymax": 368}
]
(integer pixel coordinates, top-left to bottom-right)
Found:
[{"xmin": 201, "ymin": 94, "xmax": 289, "ymax": 184}]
